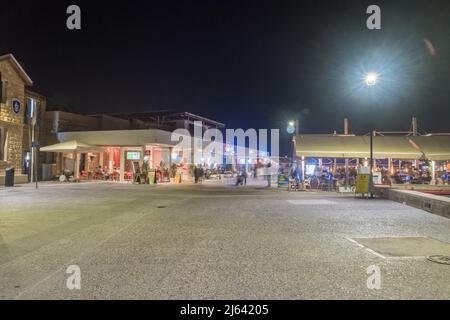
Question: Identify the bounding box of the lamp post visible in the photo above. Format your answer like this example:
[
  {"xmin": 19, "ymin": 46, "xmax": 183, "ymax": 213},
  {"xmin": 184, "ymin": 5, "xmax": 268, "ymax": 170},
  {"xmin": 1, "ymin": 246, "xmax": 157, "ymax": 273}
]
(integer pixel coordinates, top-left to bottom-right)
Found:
[
  {"xmin": 364, "ymin": 72, "xmax": 379, "ymax": 198},
  {"xmin": 287, "ymin": 120, "xmax": 301, "ymax": 188},
  {"xmin": 287, "ymin": 120, "xmax": 296, "ymax": 162},
  {"xmin": 369, "ymin": 130, "xmax": 374, "ymax": 198}
]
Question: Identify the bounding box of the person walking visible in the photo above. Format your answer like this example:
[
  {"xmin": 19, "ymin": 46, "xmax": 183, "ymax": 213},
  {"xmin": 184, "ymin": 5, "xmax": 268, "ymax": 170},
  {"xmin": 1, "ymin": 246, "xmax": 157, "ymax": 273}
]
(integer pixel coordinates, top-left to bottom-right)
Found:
[{"xmin": 194, "ymin": 166, "xmax": 199, "ymax": 183}]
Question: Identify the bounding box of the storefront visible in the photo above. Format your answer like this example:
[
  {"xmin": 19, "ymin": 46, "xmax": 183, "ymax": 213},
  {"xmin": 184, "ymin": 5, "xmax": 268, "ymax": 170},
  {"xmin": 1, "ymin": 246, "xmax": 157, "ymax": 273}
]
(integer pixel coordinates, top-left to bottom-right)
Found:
[
  {"xmin": 40, "ymin": 129, "xmax": 183, "ymax": 182},
  {"xmin": 40, "ymin": 127, "xmax": 271, "ymax": 183}
]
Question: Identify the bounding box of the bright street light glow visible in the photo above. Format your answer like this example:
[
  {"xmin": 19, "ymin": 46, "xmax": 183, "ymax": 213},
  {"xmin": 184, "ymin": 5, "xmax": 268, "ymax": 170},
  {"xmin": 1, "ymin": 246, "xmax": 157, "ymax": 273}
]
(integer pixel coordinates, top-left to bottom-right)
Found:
[
  {"xmin": 364, "ymin": 72, "xmax": 379, "ymax": 86},
  {"xmin": 287, "ymin": 121, "xmax": 296, "ymax": 134}
]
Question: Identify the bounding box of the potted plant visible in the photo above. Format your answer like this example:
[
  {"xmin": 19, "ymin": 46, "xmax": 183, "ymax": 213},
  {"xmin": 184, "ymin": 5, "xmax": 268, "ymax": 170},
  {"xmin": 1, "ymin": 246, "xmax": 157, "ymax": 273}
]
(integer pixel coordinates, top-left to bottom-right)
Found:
[{"xmin": 169, "ymin": 163, "xmax": 178, "ymax": 182}]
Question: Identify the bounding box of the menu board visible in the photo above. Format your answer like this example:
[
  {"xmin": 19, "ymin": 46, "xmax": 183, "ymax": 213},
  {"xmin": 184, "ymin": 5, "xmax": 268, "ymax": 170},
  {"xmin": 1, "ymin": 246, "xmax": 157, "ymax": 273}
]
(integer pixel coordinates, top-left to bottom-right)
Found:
[
  {"xmin": 126, "ymin": 151, "xmax": 141, "ymax": 160},
  {"xmin": 132, "ymin": 161, "xmax": 140, "ymax": 175}
]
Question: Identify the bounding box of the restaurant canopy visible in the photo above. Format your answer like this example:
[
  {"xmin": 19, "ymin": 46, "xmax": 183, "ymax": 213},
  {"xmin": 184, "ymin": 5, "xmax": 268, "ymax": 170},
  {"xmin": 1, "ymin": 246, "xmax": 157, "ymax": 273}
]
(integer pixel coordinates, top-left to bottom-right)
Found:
[
  {"xmin": 40, "ymin": 140, "xmax": 101, "ymax": 153},
  {"xmin": 295, "ymin": 135, "xmax": 450, "ymax": 160},
  {"xmin": 410, "ymin": 136, "xmax": 450, "ymax": 161}
]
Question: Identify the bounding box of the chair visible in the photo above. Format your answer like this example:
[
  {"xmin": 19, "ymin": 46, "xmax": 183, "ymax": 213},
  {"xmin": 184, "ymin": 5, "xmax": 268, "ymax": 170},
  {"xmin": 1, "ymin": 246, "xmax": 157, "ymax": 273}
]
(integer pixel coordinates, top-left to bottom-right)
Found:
[
  {"xmin": 111, "ymin": 172, "xmax": 119, "ymax": 181},
  {"xmin": 80, "ymin": 171, "xmax": 89, "ymax": 180},
  {"xmin": 124, "ymin": 172, "xmax": 133, "ymax": 181}
]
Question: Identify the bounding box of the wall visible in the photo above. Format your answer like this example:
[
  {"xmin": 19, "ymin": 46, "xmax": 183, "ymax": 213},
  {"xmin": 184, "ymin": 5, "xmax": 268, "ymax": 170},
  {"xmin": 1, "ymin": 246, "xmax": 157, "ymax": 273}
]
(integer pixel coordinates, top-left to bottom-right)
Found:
[
  {"xmin": 0, "ymin": 59, "xmax": 26, "ymax": 173},
  {"xmin": 0, "ymin": 58, "xmax": 46, "ymax": 180},
  {"xmin": 376, "ymin": 187, "xmax": 450, "ymax": 219}
]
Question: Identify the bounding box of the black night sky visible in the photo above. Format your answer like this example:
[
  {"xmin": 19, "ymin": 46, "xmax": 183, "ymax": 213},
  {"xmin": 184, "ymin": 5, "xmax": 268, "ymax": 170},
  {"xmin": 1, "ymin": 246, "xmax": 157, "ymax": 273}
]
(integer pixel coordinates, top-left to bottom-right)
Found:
[{"xmin": 1, "ymin": 0, "xmax": 449, "ymax": 154}]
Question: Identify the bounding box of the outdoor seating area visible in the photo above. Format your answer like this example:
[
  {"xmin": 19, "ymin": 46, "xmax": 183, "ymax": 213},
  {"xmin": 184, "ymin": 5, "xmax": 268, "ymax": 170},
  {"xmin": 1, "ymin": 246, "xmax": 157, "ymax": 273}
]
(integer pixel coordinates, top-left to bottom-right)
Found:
[{"xmin": 293, "ymin": 134, "xmax": 450, "ymax": 192}]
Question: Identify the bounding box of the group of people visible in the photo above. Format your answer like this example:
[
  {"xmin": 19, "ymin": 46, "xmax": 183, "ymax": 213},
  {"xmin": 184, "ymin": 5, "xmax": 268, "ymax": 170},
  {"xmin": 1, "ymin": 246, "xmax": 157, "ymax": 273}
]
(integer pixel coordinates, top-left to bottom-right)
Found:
[
  {"xmin": 93, "ymin": 166, "xmax": 120, "ymax": 181},
  {"xmin": 193, "ymin": 166, "xmax": 205, "ymax": 183},
  {"xmin": 192, "ymin": 164, "xmax": 252, "ymax": 186}
]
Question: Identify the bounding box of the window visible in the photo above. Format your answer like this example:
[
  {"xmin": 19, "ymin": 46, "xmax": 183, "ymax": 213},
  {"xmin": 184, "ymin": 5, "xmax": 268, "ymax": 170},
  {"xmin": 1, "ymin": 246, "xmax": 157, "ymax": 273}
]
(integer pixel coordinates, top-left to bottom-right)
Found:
[{"xmin": 25, "ymin": 98, "xmax": 35, "ymax": 123}]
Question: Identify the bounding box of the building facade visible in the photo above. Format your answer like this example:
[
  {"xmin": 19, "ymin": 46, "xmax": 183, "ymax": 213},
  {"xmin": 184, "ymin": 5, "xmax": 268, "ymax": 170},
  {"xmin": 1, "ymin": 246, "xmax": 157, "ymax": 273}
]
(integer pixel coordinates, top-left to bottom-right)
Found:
[{"xmin": 0, "ymin": 54, "xmax": 47, "ymax": 183}]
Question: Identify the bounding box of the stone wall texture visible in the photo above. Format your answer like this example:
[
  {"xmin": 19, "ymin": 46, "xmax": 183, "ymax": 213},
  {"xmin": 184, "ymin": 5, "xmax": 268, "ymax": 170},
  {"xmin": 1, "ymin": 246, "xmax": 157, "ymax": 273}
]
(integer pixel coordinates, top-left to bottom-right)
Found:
[{"xmin": 0, "ymin": 58, "xmax": 46, "ymax": 176}]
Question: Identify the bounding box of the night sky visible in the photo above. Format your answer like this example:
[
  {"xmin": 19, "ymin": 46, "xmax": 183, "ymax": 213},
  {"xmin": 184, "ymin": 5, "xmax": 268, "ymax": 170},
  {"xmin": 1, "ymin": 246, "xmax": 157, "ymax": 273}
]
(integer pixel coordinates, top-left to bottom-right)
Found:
[{"xmin": 1, "ymin": 0, "xmax": 449, "ymax": 154}]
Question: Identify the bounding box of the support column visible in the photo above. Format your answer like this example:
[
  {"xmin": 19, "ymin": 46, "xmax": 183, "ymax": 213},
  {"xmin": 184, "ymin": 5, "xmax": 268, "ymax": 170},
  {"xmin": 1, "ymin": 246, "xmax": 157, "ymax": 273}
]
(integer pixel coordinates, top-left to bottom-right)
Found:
[
  {"xmin": 169, "ymin": 147, "xmax": 173, "ymax": 182},
  {"xmin": 431, "ymin": 160, "xmax": 436, "ymax": 185},
  {"xmin": 99, "ymin": 150, "xmax": 104, "ymax": 170},
  {"xmin": 74, "ymin": 152, "xmax": 80, "ymax": 180},
  {"xmin": 109, "ymin": 148, "xmax": 114, "ymax": 172},
  {"xmin": 119, "ymin": 147, "xmax": 125, "ymax": 182},
  {"xmin": 345, "ymin": 158, "xmax": 349, "ymax": 185},
  {"xmin": 301, "ymin": 156, "xmax": 305, "ymax": 185},
  {"xmin": 141, "ymin": 145, "xmax": 145, "ymax": 168},
  {"xmin": 58, "ymin": 153, "xmax": 63, "ymax": 175},
  {"xmin": 150, "ymin": 146, "xmax": 154, "ymax": 169}
]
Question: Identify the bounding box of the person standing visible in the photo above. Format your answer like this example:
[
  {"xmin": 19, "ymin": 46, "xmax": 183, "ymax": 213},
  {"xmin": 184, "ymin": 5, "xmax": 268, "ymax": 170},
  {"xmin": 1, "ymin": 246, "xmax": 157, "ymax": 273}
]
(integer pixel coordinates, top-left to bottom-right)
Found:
[{"xmin": 194, "ymin": 166, "xmax": 198, "ymax": 183}]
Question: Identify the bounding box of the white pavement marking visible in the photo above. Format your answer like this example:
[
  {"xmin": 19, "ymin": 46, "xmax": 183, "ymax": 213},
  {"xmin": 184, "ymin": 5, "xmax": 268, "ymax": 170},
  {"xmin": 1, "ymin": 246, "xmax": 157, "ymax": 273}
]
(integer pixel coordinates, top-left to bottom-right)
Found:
[
  {"xmin": 345, "ymin": 237, "xmax": 386, "ymax": 259},
  {"xmin": 346, "ymin": 237, "xmax": 428, "ymax": 260},
  {"xmin": 346, "ymin": 236, "xmax": 437, "ymax": 261},
  {"xmin": 287, "ymin": 200, "xmax": 337, "ymax": 205},
  {"xmin": 365, "ymin": 248, "xmax": 387, "ymax": 259},
  {"xmin": 346, "ymin": 237, "xmax": 365, "ymax": 248}
]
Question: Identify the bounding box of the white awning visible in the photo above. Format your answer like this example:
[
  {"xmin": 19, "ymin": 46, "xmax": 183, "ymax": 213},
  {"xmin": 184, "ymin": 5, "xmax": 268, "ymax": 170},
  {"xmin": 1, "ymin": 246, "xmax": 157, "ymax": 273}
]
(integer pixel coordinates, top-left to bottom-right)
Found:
[
  {"xmin": 295, "ymin": 135, "xmax": 450, "ymax": 160},
  {"xmin": 40, "ymin": 140, "xmax": 101, "ymax": 153}
]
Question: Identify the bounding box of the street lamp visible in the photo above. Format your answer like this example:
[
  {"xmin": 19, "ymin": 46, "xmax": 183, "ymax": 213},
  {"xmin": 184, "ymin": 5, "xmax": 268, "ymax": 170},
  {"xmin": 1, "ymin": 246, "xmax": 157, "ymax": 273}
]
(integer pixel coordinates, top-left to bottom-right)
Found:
[
  {"xmin": 363, "ymin": 72, "xmax": 379, "ymax": 198},
  {"xmin": 364, "ymin": 72, "xmax": 379, "ymax": 86},
  {"xmin": 287, "ymin": 120, "xmax": 296, "ymax": 164},
  {"xmin": 287, "ymin": 120, "xmax": 302, "ymax": 188}
]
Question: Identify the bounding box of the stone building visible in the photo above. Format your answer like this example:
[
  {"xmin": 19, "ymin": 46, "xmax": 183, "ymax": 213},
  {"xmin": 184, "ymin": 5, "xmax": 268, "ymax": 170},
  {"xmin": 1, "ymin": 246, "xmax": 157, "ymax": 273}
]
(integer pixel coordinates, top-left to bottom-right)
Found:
[{"xmin": 0, "ymin": 54, "xmax": 46, "ymax": 184}]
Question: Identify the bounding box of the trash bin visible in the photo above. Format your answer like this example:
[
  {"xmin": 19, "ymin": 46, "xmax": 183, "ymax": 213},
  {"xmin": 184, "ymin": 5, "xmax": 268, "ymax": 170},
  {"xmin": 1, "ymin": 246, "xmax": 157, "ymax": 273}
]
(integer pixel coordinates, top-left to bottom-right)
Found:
[{"xmin": 5, "ymin": 167, "xmax": 14, "ymax": 187}]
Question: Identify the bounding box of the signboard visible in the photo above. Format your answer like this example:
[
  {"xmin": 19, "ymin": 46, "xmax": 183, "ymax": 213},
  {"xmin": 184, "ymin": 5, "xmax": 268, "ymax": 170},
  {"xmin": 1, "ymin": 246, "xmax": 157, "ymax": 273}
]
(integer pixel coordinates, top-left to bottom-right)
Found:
[
  {"xmin": 356, "ymin": 174, "xmax": 370, "ymax": 193},
  {"xmin": 12, "ymin": 98, "xmax": 21, "ymax": 114},
  {"xmin": 132, "ymin": 161, "xmax": 140, "ymax": 174},
  {"xmin": 358, "ymin": 166, "xmax": 370, "ymax": 174},
  {"xmin": 126, "ymin": 151, "xmax": 141, "ymax": 160}
]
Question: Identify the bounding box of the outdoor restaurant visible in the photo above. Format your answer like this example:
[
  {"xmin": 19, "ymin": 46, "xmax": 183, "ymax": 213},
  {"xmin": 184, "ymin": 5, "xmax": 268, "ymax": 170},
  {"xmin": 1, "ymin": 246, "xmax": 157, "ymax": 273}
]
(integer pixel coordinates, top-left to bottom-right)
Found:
[
  {"xmin": 40, "ymin": 128, "xmax": 272, "ymax": 184},
  {"xmin": 293, "ymin": 133, "xmax": 450, "ymax": 191}
]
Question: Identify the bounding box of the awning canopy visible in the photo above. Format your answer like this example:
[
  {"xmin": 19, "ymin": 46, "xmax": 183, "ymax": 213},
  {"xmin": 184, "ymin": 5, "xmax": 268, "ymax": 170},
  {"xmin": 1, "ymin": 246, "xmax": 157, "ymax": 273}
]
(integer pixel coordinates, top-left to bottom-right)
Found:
[
  {"xmin": 410, "ymin": 136, "xmax": 450, "ymax": 161},
  {"xmin": 295, "ymin": 135, "xmax": 450, "ymax": 160},
  {"xmin": 40, "ymin": 140, "xmax": 101, "ymax": 153}
]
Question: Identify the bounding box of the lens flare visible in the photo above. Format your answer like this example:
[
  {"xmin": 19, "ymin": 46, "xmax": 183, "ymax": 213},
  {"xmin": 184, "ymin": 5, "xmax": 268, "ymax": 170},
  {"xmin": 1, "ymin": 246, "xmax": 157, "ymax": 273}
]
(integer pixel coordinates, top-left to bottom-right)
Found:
[{"xmin": 364, "ymin": 72, "xmax": 379, "ymax": 86}]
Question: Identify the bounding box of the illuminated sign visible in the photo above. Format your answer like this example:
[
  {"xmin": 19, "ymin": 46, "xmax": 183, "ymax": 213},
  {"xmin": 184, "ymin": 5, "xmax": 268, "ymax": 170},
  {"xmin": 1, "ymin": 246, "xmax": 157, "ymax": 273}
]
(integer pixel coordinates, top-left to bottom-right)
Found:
[
  {"xmin": 12, "ymin": 98, "xmax": 21, "ymax": 114},
  {"xmin": 126, "ymin": 151, "xmax": 141, "ymax": 160}
]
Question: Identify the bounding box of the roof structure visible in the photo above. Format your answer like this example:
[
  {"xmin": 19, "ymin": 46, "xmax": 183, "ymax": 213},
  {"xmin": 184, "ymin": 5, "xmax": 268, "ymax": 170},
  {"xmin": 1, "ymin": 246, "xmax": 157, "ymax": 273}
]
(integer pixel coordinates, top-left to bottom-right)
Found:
[
  {"xmin": 0, "ymin": 53, "xmax": 33, "ymax": 86},
  {"xmin": 295, "ymin": 135, "xmax": 450, "ymax": 160},
  {"xmin": 98, "ymin": 110, "xmax": 225, "ymax": 128}
]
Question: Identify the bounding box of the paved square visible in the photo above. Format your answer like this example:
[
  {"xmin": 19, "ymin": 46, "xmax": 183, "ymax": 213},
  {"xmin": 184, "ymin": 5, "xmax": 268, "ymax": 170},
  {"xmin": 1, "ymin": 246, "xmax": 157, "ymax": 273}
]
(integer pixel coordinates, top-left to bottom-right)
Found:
[
  {"xmin": 350, "ymin": 237, "xmax": 450, "ymax": 258},
  {"xmin": 0, "ymin": 182, "xmax": 449, "ymax": 299}
]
